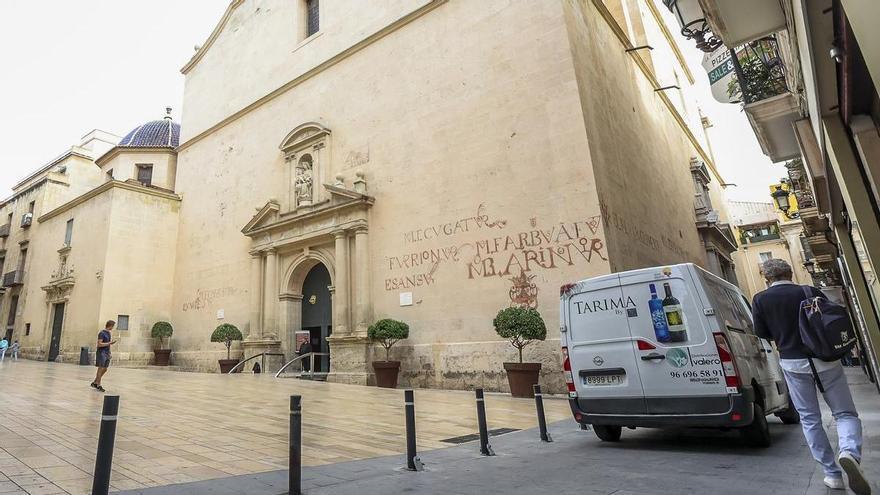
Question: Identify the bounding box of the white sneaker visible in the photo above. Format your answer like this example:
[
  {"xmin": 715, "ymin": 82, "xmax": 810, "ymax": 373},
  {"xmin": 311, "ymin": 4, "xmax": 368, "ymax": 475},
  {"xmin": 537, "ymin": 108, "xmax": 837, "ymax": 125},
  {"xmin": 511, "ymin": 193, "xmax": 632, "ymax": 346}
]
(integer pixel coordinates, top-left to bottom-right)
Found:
[
  {"xmin": 824, "ymin": 476, "xmax": 845, "ymax": 490},
  {"xmin": 838, "ymin": 451, "xmax": 871, "ymax": 495}
]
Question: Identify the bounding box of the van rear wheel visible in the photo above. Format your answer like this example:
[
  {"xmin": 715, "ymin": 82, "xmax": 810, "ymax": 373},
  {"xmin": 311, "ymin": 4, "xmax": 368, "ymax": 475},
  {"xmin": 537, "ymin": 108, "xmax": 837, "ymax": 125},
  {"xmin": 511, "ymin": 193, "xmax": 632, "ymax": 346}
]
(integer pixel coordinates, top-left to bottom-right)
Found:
[
  {"xmin": 593, "ymin": 425, "xmax": 622, "ymax": 442},
  {"xmin": 740, "ymin": 404, "xmax": 771, "ymax": 447}
]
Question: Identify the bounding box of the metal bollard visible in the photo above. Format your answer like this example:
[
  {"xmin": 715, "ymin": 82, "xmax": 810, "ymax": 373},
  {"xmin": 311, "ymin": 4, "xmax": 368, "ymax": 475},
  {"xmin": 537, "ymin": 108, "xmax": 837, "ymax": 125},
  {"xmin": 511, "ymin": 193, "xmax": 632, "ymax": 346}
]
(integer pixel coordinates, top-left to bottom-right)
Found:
[
  {"xmin": 475, "ymin": 388, "xmax": 494, "ymax": 456},
  {"xmin": 533, "ymin": 384, "xmax": 553, "ymax": 442},
  {"xmin": 404, "ymin": 390, "xmax": 423, "ymax": 471},
  {"xmin": 91, "ymin": 395, "xmax": 120, "ymax": 495},
  {"xmin": 290, "ymin": 396, "xmax": 302, "ymax": 495}
]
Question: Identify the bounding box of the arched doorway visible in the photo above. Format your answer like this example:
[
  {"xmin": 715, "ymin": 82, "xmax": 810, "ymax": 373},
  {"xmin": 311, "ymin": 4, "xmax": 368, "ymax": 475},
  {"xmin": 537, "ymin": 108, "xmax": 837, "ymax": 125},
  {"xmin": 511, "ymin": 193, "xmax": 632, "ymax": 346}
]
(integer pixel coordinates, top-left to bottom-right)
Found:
[{"xmin": 301, "ymin": 263, "xmax": 332, "ymax": 372}]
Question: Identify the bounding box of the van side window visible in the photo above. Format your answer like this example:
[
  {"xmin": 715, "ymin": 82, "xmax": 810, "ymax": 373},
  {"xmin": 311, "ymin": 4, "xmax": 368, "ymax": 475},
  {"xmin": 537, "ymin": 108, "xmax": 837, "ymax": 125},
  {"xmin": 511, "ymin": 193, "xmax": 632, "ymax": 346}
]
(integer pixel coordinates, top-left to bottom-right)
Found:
[{"xmin": 726, "ymin": 289, "xmax": 755, "ymax": 335}]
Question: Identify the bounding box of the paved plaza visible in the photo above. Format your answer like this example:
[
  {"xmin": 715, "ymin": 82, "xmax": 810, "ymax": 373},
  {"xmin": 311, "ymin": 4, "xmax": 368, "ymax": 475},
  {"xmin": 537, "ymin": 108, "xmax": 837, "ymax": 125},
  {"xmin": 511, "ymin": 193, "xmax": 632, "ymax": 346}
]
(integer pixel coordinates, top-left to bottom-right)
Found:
[
  {"xmin": 121, "ymin": 369, "xmax": 880, "ymax": 495},
  {"xmin": 0, "ymin": 360, "xmax": 571, "ymax": 494},
  {"xmin": 1, "ymin": 361, "xmax": 878, "ymax": 494}
]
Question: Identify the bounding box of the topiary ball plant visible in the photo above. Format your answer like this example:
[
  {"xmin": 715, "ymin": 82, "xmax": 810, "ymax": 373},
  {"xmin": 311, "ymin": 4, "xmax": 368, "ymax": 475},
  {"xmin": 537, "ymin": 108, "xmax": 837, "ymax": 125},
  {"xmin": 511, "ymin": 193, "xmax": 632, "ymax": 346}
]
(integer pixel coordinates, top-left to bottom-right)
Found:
[
  {"xmin": 493, "ymin": 306, "xmax": 547, "ymax": 363},
  {"xmin": 368, "ymin": 318, "xmax": 410, "ymax": 361},
  {"xmin": 151, "ymin": 321, "xmax": 174, "ymax": 350},
  {"xmin": 211, "ymin": 323, "xmax": 243, "ymax": 360}
]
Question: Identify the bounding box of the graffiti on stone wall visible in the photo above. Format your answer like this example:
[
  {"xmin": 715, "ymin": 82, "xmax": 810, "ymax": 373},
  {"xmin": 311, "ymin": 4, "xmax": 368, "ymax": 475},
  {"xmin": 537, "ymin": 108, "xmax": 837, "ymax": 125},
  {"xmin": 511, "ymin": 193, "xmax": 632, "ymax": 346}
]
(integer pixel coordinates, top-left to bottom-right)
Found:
[
  {"xmin": 344, "ymin": 147, "xmax": 370, "ymax": 169},
  {"xmin": 403, "ymin": 203, "xmax": 507, "ymax": 244},
  {"xmin": 384, "ymin": 204, "xmax": 607, "ymax": 305},
  {"xmin": 182, "ymin": 287, "xmax": 247, "ymax": 312},
  {"xmin": 509, "ymin": 270, "xmax": 538, "ymax": 308},
  {"xmin": 598, "ymin": 198, "xmax": 690, "ymax": 261}
]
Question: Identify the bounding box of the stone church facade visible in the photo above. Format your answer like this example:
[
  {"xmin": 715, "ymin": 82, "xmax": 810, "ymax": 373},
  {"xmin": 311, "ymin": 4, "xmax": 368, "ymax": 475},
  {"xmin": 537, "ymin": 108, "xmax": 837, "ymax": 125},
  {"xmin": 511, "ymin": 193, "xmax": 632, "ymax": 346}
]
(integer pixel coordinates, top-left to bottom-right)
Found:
[{"xmin": 3, "ymin": 0, "xmax": 735, "ymax": 393}]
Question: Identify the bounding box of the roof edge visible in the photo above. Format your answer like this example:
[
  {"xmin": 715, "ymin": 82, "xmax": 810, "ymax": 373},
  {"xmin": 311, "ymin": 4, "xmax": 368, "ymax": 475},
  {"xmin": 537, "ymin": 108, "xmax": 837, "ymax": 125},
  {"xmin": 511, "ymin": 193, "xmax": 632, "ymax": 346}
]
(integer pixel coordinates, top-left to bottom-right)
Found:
[{"xmin": 181, "ymin": 0, "xmax": 244, "ymax": 75}]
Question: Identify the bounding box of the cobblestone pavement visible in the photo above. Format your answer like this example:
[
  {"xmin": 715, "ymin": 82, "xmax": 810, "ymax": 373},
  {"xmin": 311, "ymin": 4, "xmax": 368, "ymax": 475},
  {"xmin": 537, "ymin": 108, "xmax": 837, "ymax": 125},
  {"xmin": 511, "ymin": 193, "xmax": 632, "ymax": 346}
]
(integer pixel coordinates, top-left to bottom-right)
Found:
[
  {"xmin": 0, "ymin": 359, "xmax": 571, "ymax": 494},
  {"xmin": 117, "ymin": 369, "xmax": 880, "ymax": 495}
]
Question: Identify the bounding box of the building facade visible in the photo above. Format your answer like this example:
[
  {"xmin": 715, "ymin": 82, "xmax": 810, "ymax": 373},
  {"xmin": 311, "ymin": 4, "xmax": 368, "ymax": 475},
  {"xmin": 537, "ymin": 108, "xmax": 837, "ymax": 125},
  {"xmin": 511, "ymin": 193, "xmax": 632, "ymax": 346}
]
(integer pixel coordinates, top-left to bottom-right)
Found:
[
  {"xmin": 663, "ymin": 0, "xmax": 880, "ymax": 389},
  {"xmin": 6, "ymin": 0, "xmax": 738, "ymax": 393},
  {"xmin": 729, "ymin": 200, "xmax": 811, "ymax": 299}
]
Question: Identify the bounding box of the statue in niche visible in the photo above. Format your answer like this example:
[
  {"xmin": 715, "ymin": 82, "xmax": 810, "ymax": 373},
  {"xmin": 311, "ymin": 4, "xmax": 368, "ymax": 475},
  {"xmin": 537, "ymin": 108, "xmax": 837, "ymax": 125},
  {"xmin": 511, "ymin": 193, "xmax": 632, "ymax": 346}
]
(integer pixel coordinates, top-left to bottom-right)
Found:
[{"xmin": 295, "ymin": 157, "xmax": 314, "ymax": 206}]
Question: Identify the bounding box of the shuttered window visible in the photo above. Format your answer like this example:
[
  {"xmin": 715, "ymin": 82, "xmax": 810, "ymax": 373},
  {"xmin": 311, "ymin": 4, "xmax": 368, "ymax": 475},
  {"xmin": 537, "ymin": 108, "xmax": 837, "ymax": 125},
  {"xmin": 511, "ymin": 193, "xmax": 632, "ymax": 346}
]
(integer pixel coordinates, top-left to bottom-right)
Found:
[
  {"xmin": 306, "ymin": 0, "xmax": 319, "ymax": 37},
  {"xmin": 137, "ymin": 164, "xmax": 153, "ymax": 186}
]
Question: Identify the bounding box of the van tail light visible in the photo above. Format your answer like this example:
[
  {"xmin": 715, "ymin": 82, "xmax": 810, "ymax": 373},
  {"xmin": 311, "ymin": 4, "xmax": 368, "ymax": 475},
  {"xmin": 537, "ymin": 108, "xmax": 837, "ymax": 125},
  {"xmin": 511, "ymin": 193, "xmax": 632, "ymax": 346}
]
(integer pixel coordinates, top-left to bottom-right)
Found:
[
  {"xmin": 562, "ymin": 347, "xmax": 576, "ymax": 396},
  {"xmin": 636, "ymin": 340, "xmax": 656, "ymax": 351},
  {"xmin": 713, "ymin": 332, "xmax": 740, "ymax": 391}
]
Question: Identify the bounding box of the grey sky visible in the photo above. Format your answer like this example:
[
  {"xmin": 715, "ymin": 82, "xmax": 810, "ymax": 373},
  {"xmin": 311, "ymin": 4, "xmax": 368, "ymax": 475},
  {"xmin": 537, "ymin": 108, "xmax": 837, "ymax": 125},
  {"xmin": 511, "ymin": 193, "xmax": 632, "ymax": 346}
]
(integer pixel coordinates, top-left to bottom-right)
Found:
[
  {"xmin": 0, "ymin": 0, "xmax": 227, "ymax": 196},
  {"xmin": 0, "ymin": 0, "xmax": 783, "ymax": 203}
]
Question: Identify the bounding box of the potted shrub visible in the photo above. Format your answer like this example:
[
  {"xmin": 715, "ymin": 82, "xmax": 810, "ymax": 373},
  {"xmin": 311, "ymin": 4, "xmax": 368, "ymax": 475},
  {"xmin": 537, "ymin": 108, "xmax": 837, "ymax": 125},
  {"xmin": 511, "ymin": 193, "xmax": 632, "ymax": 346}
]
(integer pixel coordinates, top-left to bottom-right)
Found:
[
  {"xmin": 151, "ymin": 321, "xmax": 173, "ymax": 366},
  {"xmin": 368, "ymin": 318, "xmax": 409, "ymax": 388},
  {"xmin": 494, "ymin": 306, "xmax": 547, "ymax": 398},
  {"xmin": 211, "ymin": 323, "xmax": 243, "ymax": 373}
]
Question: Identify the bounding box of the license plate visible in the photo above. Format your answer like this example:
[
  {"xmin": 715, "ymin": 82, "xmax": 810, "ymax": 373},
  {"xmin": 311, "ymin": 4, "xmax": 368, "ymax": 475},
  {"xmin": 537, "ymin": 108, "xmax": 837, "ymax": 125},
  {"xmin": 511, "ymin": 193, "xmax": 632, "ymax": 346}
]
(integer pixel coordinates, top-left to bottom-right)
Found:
[{"xmin": 585, "ymin": 374, "xmax": 624, "ymax": 386}]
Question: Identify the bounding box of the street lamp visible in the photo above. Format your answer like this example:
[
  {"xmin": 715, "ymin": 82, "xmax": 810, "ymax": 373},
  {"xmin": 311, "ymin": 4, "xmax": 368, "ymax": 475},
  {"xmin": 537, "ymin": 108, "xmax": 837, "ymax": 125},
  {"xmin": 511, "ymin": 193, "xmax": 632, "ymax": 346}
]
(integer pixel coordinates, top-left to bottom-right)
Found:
[
  {"xmin": 771, "ymin": 187, "xmax": 794, "ymax": 218},
  {"xmin": 662, "ymin": 0, "xmax": 722, "ymax": 52},
  {"xmin": 803, "ymin": 260, "xmax": 816, "ymax": 275}
]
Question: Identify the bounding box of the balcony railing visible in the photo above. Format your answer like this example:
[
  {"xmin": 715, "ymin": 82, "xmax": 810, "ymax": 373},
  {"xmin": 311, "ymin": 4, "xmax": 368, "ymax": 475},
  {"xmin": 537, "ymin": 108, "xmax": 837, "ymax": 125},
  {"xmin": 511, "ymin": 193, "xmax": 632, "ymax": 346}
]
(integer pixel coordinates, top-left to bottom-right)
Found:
[
  {"xmin": 0, "ymin": 223, "xmax": 9, "ymax": 238},
  {"xmin": 2, "ymin": 270, "xmax": 24, "ymax": 287},
  {"xmin": 730, "ymin": 36, "xmax": 788, "ymax": 104}
]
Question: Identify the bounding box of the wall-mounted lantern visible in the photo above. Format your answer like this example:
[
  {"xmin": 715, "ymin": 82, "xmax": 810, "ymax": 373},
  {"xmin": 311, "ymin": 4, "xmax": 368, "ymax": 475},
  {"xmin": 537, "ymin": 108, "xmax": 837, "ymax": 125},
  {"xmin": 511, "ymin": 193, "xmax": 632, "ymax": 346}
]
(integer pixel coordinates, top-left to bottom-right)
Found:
[
  {"xmin": 771, "ymin": 187, "xmax": 791, "ymax": 213},
  {"xmin": 803, "ymin": 260, "xmax": 816, "ymax": 275},
  {"xmin": 662, "ymin": 0, "xmax": 722, "ymax": 52}
]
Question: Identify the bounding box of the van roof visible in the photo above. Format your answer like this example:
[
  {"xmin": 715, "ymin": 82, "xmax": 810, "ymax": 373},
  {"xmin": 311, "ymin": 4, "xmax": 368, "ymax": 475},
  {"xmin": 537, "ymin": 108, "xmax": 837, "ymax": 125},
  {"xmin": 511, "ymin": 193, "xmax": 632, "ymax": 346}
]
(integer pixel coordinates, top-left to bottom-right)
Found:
[{"xmin": 566, "ymin": 263, "xmax": 743, "ymax": 295}]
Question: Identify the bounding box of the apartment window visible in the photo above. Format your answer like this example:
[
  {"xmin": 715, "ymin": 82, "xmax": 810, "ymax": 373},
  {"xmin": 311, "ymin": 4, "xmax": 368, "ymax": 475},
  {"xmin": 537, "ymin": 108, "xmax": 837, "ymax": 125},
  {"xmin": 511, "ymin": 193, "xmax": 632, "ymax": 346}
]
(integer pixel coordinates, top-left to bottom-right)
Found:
[
  {"xmin": 117, "ymin": 314, "xmax": 130, "ymax": 331},
  {"xmin": 7, "ymin": 295, "xmax": 18, "ymax": 327},
  {"xmin": 25, "ymin": 323, "xmax": 30, "ymax": 336},
  {"xmin": 64, "ymin": 219, "xmax": 74, "ymax": 246},
  {"xmin": 106, "ymin": 169, "xmax": 114, "ymax": 181},
  {"xmin": 18, "ymin": 248, "xmax": 27, "ymax": 272},
  {"xmin": 28, "ymin": 201, "xmax": 35, "ymax": 214},
  {"xmin": 305, "ymin": 0, "xmax": 319, "ymax": 37},
  {"xmin": 6, "ymin": 212, "xmax": 11, "ymax": 225},
  {"xmin": 758, "ymin": 252, "xmax": 772, "ymax": 263}
]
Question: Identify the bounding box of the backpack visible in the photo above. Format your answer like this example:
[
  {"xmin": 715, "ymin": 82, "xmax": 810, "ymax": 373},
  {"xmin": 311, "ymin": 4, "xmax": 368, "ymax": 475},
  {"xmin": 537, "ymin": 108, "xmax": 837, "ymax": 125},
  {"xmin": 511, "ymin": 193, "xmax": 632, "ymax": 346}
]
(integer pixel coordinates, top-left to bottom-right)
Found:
[{"xmin": 798, "ymin": 286, "xmax": 857, "ymax": 362}]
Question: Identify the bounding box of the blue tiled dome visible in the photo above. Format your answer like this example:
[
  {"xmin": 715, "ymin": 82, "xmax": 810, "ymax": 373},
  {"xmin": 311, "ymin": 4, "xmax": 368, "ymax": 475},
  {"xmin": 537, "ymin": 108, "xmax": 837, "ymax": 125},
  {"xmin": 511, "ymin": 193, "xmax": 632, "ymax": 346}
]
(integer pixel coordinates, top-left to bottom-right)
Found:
[{"xmin": 118, "ymin": 110, "xmax": 180, "ymax": 148}]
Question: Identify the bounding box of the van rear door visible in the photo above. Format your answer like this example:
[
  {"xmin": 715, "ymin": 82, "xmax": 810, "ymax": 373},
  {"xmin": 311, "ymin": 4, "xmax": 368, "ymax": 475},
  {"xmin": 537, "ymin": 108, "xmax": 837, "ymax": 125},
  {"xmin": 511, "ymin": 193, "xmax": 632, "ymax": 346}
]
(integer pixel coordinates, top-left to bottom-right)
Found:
[
  {"xmin": 618, "ymin": 267, "xmax": 729, "ymax": 414},
  {"xmin": 566, "ymin": 274, "xmax": 647, "ymax": 414}
]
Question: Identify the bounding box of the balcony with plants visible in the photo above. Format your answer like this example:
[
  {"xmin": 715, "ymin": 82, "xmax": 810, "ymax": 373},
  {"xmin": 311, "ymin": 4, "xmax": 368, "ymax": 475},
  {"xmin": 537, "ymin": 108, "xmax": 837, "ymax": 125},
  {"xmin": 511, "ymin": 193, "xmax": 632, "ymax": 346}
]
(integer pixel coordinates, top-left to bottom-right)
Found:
[{"xmin": 727, "ymin": 36, "xmax": 802, "ymax": 162}]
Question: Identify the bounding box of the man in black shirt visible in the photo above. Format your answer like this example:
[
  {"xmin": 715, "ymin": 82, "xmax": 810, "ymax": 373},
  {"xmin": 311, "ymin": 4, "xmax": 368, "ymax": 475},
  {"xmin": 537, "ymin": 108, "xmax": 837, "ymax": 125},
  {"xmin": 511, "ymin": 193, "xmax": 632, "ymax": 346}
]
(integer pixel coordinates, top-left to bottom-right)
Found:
[
  {"xmin": 753, "ymin": 259, "xmax": 868, "ymax": 494},
  {"xmin": 91, "ymin": 320, "xmax": 116, "ymax": 392}
]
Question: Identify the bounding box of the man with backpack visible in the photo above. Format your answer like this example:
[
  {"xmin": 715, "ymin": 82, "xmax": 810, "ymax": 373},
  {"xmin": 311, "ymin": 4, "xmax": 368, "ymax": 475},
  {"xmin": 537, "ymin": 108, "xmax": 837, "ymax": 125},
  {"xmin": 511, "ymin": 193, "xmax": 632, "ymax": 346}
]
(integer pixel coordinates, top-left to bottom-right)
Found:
[{"xmin": 753, "ymin": 259, "xmax": 869, "ymax": 494}]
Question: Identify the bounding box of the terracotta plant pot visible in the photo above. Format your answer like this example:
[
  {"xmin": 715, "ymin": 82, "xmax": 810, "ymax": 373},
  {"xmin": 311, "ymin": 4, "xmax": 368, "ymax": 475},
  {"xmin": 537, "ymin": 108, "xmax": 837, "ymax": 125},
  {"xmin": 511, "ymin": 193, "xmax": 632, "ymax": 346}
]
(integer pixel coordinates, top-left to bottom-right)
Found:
[
  {"xmin": 503, "ymin": 362, "xmax": 542, "ymax": 398},
  {"xmin": 218, "ymin": 359, "xmax": 240, "ymax": 374},
  {"xmin": 373, "ymin": 361, "xmax": 401, "ymax": 388},
  {"xmin": 153, "ymin": 349, "xmax": 171, "ymax": 366}
]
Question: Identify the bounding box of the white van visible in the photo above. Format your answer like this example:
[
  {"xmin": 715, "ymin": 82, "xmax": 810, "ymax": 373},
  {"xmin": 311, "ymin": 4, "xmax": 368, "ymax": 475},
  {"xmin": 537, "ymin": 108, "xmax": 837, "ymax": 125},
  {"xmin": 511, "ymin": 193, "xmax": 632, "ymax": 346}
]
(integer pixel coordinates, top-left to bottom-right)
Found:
[{"xmin": 560, "ymin": 263, "xmax": 799, "ymax": 446}]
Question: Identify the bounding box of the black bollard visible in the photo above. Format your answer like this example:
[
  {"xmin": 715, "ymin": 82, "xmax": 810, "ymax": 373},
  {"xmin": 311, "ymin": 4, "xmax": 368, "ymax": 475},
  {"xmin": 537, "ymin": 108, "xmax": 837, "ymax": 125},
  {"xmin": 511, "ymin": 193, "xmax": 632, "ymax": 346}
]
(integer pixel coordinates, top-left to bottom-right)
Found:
[
  {"xmin": 91, "ymin": 395, "xmax": 119, "ymax": 495},
  {"xmin": 475, "ymin": 388, "xmax": 494, "ymax": 456},
  {"xmin": 533, "ymin": 384, "xmax": 553, "ymax": 442},
  {"xmin": 404, "ymin": 390, "xmax": 423, "ymax": 471},
  {"xmin": 290, "ymin": 396, "xmax": 302, "ymax": 495}
]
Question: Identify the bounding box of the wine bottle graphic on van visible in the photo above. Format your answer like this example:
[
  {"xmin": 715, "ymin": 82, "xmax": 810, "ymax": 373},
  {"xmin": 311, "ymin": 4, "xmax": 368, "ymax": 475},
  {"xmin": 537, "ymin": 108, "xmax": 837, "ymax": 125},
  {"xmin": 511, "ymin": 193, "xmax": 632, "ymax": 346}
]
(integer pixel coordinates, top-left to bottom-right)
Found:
[
  {"xmin": 662, "ymin": 282, "xmax": 688, "ymax": 342},
  {"xmin": 648, "ymin": 284, "xmax": 671, "ymax": 342}
]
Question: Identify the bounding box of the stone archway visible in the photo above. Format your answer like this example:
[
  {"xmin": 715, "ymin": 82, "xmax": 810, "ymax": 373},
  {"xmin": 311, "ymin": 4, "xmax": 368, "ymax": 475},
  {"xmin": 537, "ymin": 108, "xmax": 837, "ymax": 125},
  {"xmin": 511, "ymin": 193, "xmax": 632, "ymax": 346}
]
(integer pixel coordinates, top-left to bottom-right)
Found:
[{"xmin": 280, "ymin": 251, "xmax": 336, "ymax": 362}]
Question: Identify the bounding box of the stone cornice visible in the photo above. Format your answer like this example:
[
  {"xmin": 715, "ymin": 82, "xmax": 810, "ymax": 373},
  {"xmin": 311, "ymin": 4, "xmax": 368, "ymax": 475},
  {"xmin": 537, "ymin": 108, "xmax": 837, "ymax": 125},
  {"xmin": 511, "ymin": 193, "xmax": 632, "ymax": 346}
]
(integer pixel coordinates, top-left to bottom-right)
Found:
[
  {"xmin": 37, "ymin": 181, "xmax": 181, "ymax": 223},
  {"xmin": 243, "ymin": 194, "xmax": 373, "ymax": 238},
  {"xmin": 95, "ymin": 146, "xmax": 176, "ymax": 167},
  {"xmin": 178, "ymin": 0, "xmax": 448, "ymax": 152}
]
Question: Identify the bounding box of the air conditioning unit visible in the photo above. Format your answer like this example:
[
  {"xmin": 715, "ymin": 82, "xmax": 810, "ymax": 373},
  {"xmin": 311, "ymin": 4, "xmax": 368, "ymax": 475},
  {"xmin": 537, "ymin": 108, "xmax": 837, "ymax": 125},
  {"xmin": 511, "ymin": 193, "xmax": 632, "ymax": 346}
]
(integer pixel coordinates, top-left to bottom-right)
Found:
[{"xmin": 21, "ymin": 213, "xmax": 33, "ymax": 227}]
